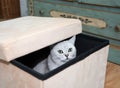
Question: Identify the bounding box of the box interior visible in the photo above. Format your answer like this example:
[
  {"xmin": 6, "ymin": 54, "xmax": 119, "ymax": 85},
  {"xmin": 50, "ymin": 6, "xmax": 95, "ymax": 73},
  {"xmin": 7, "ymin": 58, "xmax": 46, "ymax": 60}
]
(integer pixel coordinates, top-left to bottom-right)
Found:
[{"xmin": 11, "ymin": 34, "xmax": 109, "ymax": 80}]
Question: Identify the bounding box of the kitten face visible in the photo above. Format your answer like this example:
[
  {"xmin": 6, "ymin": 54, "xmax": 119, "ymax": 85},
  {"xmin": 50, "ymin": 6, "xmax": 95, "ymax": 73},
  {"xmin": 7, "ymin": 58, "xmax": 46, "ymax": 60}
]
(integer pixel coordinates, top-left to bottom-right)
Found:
[
  {"xmin": 33, "ymin": 36, "xmax": 77, "ymax": 73},
  {"xmin": 51, "ymin": 36, "xmax": 76, "ymax": 63}
]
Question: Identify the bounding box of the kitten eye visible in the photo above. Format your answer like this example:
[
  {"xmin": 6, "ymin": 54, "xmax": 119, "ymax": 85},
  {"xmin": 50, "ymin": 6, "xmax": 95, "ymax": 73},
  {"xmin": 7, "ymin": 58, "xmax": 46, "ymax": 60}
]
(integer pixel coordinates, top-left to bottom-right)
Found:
[
  {"xmin": 58, "ymin": 50, "xmax": 63, "ymax": 54},
  {"xmin": 68, "ymin": 48, "xmax": 72, "ymax": 52}
]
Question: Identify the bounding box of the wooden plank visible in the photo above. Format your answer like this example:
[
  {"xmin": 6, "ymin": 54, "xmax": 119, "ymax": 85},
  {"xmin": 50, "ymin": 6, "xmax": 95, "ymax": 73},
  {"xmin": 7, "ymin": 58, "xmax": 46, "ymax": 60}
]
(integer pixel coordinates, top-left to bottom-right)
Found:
[
  {"xmin": 105, "ymin": 62, "xmax": 120, "ymax": 88},
  {"xmin": 50, "ymin": 11, "xmax": 107, "ymax": 28},
  {"xmin": 15, "ymin": 0, "xmax": 20, "ymax": 17},
  {"xmin": 5, "ymin": 0, "xmax": 11, "ymax": 19},
  {"xmin": 83, "ymin": 32, "xmax": 120, "ymax": 65},
  {"xmin": 108, "ymin": 47, "xmax": 120, "ymax": 65},
  {"xmin": 1, "ymin": 0, "xmax": 9, "ymax": 19},
  {"xmin": 0, "ymin": 0, "xmax": 5, "ymax": 19},
  {"xmin": 0, "ymin": 0, "xmax": 20, "ymax": 19},
  {"xmin": 77, "ymin": 0, "xmax": 120, "ymax": 7},
  {"xmin": 11, "ymin": 0, "xmax": 15, "ymax": 18},
  {"xmin": 33, "ymin": 1, "xmax": 120, "ymax": 41},
  {"xmin": 0, "ymin": 0, "xmax": 2, "ymax": 18}
]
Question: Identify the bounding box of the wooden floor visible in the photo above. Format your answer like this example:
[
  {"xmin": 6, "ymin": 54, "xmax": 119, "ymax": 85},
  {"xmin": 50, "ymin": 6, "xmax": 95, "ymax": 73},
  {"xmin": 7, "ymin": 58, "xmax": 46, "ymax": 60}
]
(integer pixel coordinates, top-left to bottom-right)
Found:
[{"xmin": 105, "ymin": 62, "xmax": 120, "ymax": 88}]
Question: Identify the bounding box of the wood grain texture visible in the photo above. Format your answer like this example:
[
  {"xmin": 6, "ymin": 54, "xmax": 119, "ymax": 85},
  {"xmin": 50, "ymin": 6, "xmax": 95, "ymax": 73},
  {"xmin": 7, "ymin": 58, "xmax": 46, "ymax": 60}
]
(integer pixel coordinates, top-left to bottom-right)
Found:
[
  {"xmin": 0, "ymin": 0, "xmax": 20, "ymax": 19},
  {"xmin": 77, "ymin": 0, "xmax": 120, "ymax": 7},
  {"xmin": 33, "ymin": 1, "xmax": 120, "ymax": 41},
  {"xmin": 50, "ymin": 11, "xmax": 107, "ymax": 28},
  {"xmin": 105, "ymin": 62, "xmax": 120, "ymax": 88}
]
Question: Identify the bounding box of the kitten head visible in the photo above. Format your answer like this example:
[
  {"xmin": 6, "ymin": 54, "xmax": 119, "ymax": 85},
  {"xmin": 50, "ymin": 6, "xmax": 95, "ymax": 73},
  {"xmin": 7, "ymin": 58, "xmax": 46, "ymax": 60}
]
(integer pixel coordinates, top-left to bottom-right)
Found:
[{"xmin": 50, "ymin": 36, "xmax": 76, "ymax": 63}]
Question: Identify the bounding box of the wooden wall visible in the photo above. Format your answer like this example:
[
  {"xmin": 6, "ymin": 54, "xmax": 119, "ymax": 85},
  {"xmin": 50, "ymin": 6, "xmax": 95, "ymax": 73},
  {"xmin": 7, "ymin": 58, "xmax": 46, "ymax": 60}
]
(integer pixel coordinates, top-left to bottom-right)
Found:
[
  {"xmin": 0, "ymin": 1, "xmax": 2, "ymax": 18},
  {"xmin": 0, "ymin": 0, "xmax": 20, "ymax": 19}
]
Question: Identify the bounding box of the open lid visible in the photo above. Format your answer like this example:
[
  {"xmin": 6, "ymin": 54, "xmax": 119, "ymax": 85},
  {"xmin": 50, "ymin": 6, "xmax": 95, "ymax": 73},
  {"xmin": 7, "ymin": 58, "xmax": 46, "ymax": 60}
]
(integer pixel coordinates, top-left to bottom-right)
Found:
[{"xmin": 0, "ymin": 16, "xmax": 82, "ymax": 62}]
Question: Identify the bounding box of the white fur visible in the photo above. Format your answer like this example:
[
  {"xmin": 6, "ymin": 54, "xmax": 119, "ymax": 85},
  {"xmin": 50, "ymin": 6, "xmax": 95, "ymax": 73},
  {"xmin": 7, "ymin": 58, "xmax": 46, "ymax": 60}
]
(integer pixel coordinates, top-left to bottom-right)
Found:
[{"xmin": 33, "ymin": 36, "xmax": 76, "ymax": 74}]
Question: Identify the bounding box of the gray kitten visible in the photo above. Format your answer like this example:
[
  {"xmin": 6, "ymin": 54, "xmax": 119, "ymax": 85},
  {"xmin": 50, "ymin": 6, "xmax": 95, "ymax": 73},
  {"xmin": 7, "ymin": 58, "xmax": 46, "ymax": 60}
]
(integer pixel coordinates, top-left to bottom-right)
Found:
[{"xmin": 33, "ymin": 36, "xmax": 76, "ymax": 74}]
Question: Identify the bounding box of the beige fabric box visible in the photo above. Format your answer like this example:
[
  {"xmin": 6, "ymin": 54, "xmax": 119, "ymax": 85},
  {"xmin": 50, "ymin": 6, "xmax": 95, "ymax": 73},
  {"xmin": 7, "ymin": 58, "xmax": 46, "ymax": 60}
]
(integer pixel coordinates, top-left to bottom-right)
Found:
[{"xmin": 0, "ymin": 16, "xmax": 109, "ymax": 88}]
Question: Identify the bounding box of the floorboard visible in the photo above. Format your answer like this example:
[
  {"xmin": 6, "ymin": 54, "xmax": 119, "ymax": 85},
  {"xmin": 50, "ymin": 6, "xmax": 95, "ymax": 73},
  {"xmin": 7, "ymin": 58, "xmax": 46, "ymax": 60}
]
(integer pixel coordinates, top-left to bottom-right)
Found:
[{"xmin": 105, "ymin": 62, "xmax": 120, "ymax": 88}]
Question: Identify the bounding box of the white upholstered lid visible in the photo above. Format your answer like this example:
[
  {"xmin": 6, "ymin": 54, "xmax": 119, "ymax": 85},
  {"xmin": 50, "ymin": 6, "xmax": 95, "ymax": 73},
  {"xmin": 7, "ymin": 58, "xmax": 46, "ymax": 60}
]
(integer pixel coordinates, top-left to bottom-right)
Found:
[{"xmin": 0, "ymin": 16, "xmax": 82, "ymax": 62}]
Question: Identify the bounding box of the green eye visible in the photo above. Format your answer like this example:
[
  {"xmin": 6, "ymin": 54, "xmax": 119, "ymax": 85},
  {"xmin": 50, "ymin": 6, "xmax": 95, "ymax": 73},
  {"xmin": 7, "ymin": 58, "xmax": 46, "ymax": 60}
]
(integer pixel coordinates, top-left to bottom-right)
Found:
[
  {"xmin": 58, "ymin": 50, "xmax": 63, "ymax": 54},
  {"xmin": 68, "ymin": 48, "xmax": 72, "ymax": 52}
]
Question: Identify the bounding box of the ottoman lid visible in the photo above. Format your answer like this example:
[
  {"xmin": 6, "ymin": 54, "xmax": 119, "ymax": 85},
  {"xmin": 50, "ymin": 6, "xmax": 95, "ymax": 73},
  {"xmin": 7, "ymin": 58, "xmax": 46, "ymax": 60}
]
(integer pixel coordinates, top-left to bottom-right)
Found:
[{"xmin": 0, "ymin": 16, "xmax": 82, "ymax": 62}]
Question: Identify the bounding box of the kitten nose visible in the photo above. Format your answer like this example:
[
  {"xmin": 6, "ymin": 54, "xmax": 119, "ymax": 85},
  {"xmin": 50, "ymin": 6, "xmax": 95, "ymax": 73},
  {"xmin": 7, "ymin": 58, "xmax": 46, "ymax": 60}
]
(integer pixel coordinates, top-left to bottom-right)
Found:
[{"xmin": 65, "ymin": 54, "xmax": 69, "ymax": 57}]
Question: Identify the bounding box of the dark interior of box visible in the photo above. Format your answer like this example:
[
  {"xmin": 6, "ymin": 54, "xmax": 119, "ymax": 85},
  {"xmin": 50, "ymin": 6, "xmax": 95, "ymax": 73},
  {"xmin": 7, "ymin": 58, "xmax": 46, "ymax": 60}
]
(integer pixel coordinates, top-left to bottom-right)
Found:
[{"xmin": 11, "ymin": 34, "xmax": 109, "ymax": 80}]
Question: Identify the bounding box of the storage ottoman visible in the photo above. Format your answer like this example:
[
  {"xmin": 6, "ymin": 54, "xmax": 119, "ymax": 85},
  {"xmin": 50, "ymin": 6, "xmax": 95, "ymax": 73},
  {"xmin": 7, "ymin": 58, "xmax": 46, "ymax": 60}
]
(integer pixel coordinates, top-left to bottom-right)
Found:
[{"xmin": 0, "ymin": 16, "xmax": 109, "ymax": 88}]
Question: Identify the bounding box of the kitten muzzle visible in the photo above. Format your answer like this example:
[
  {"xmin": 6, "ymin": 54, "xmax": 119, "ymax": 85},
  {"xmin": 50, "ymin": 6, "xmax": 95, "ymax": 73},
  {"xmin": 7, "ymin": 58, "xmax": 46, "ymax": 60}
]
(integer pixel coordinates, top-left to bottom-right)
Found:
[
  {"xmin": 61, "ymin": 58, "xmax": 69, "ymax": 62},
  {"xmin": 65, "ymin": 54, "xmax": 69, "ymax": 58}
]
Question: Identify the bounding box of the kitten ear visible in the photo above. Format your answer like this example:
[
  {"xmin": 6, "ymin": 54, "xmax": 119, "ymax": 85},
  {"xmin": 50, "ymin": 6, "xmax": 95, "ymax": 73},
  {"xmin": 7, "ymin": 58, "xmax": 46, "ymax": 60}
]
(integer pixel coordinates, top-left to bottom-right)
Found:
[{"xmin": 68, "ymin": 36, "xmax": 76, "ymax": 45}]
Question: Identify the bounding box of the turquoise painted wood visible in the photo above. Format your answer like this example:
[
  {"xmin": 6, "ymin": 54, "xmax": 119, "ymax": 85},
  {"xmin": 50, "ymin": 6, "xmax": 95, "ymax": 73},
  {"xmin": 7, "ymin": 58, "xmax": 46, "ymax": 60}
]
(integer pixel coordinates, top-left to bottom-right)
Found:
[
  {"xmin": 38, "ymin": 0, "xmax": 120, "ymax": 7},
  {"xmin": 109, "ymin": 47, "xmax": 120, "ymax": 65},
  {"xmin": 32, "ymin": 0, "xmax": 120, "ymax": 64},
  {"xmin": 33, "ymin": 1, "xmax": 120, "ymax": 42},
  {"xmin": 34, "ymin": 0, "xmax": 120, "ymax": 13},
  {"xmin": 77, "ymin": 0, "xmax": 120, "ymax": 7},
  {"xmin": 83, "ymin": 32, "xmax": 120, "ymax": 65}
]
